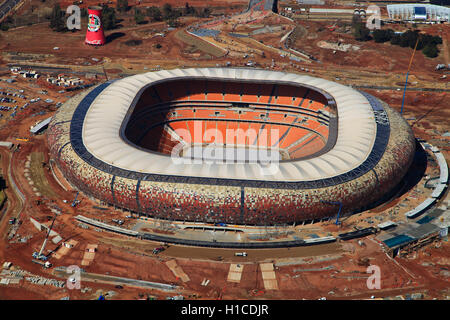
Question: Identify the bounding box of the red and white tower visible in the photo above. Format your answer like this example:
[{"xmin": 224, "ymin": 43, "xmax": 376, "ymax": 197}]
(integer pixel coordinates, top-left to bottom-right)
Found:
[{"xmin": 85, "ymin": 6, "xmax": 106, "ymax": 46}]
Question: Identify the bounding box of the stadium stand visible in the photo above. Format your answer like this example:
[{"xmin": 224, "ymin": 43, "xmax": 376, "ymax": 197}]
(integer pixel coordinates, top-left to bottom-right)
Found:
[{"xmin": 48, "ymin": 69, "xmax": 415, "ymax": 226}]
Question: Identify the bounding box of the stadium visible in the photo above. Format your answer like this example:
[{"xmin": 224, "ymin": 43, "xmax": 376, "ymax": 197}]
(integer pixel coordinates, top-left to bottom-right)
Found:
[{"xmin": 47, "ymin": 68, "xmax": 415, "ymax": 226}]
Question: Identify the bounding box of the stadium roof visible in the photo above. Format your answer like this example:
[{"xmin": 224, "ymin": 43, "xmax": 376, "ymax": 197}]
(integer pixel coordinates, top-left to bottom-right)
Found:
[
  {"xmin": 31, "ymin": 116, "xmax": 52, "ymax": 134},
  {"xmin": 81, "ymin": 68, "xmax": 378, "ymax": 182}
]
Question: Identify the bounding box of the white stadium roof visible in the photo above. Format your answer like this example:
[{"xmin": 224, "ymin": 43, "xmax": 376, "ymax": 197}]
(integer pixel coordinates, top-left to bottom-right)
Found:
[{"xmin": 82, "ymin": 68, "xmax": 377, "ymax": 182}]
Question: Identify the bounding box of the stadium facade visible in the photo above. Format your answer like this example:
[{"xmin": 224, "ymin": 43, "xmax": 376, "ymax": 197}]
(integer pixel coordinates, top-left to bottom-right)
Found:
[{"xmin": 48, "ymin": 68, "xmax": 415, "ymax": 225}]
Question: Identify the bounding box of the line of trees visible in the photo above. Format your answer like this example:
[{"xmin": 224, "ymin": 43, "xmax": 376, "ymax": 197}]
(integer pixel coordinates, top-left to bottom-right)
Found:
[
  {"xmin": 372, "ymin": 29, "xmax": 442, "ymax": 58},
  {"xmin": 429, "ymin": 0, "xmax": 450, "ymax": 5},
  {"xmin": 351, "ymin": 14, "xmax": 442, "ymax": 58},
  {"xmin": 40, "ymin": 1, "xmax": 212, "ymax": 32},
  {"xmin": 352, "ymin": 15, "xmax": 371, "ymax": 41},
  {"xmin": 48, "ymin": 3, "xmax": 116, "ymax": 32},
  {"xmin": 146, "ymin": 3, "xmax": 211, "ymax": 24}
]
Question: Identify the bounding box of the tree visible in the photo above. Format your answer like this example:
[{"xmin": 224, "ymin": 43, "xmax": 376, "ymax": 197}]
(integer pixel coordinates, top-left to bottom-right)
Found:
[
  {"xmin": 134, "ymin": 8, "xmax": 146, "ymax": 25},
  {"xmin": 353, "ymin": 23, "xmax": 370, "ymax": 41},
  {"xmin": 183, "ymin": 2, "xmax": 196, "ymax": 16},
  {"xmin": 351, "ymin": 14, "xmax": 370, "ymax": 41},
  {"xmin": 198, "ymin": 7, "xmax": 211, "ymax": 18},
  {"xmin": 161, "ymin": 3, "xmax": 181, "ymax": 25},
  {"xmin": 422, "ymin": 44, "xmax": 438, "ymax": 58},
  {"xmin": 116, "ymin": 0, "xmax": 128, "ymax": 12},
  {"xmin": 430, "ymin": 0, "xmax": 450, "ymax": 5},
  {"xmin": 147, "ymin": 6, "xmax": 162, "ymax": 21},
  {"xmin": 0, "ymin": 23, "xmax": 9, "ymax": 31},
  {"xmin": 162, "ymin": 3, "xmax": 173, "ymax": 20},
  {"xmin": 102, "ymin": 5, "xmax": 117, "ymax": 30},
  {"xmin": 49, "ymin": 3, "xmax": 66, "ymax": 32},
  {"xmin": 373, "ymin": 29, "xmax": 394, "ymax": 43},
  {"xmin": 390, "ymin": 34, "xmax": 400, "ymax": 45}
]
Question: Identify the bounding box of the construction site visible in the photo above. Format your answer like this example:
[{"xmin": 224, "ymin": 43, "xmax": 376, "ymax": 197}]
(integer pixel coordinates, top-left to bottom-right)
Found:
[{"xmin": 0, "ymin": 0, "xmax": 448, "ymax": 302}]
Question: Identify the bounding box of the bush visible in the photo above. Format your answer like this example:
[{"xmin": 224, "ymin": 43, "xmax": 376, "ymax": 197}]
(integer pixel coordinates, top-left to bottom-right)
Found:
[
  {"xmin": 422, "ymin": 44, "xmax": 439, "ymax": 58},
  {"xmin": 353, "ymin": 23, "xmax": 371, "ymax": 41},
  {"xmin": 49, "ymin": 3, "xmax": 66, "ymax": 32},
  {"xmin": 102, "ymin": 5, "xmax": 117, "ymax": 30},
  {"xmin": 373, "ymin": 29, "xmax": 394, "ymax": 43},
  {"xmin": 0, "ymin": 23, "xmax": 9, "ymax": 31},
  {"xmin": 147, "ymin": 6, "xmax": 162, "ymax": 22},
  {"xmin": 390, "ymin": 34, "xmax": 400, "ymax": 45},
  {"xmin": 430, "ymin": 0, "xmax": 450, "ymax": 5},
  {"xmin": 116, "ymin": 0, "xmax": 128, "ymax": 12},
  {"xmin": 134, "ymin": 8, "xmax": 146, "ymax": 24},
  {"xmin": 124, "ymin": 39, "xmax": 142, "ymax": 46}
]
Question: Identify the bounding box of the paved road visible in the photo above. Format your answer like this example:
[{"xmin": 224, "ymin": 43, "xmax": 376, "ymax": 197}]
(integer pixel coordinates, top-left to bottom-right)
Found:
[
  {"xmin": 53, "ymin": 268, "xmax": 178, "ymax": 292},
  {"xmin": 0, "ymin": 0, "xmax": 21, "ymax": 21},
  {"xmin": 353, "ymin": 85, "xmax": 450, "ymax": 92}
]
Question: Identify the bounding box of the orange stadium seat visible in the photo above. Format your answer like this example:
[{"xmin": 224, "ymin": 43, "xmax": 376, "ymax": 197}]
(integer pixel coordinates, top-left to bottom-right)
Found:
[
  {"xmin": 169, "ymin": 121, "xmax": 191, "ymax": 143},
  {"xmin": 289, "ymin": 136, "xmax": 325, "ymax": 159},
  {"xmin": 237, "ymin": 111, "xmax": 258, "ymax": 121},
  {"xmin": 235, "ymin": 122, "xmax": 251, "ymax": 145},
  {"xmin": 276, "ymin": 85, "xmax": 297, "ymax": 105},
  {"xmin": 186, "ymin": 120, "xmax": 205, "ymax": 144},
  {"xmin": 249, "ymin": 123, "xmax": 262, "ymax": 145},
  {"xmin": 207, "ymin": 92, "xmax": 223, "ymax": 102},
  {"xmin": 174, "ymin": 108, "xmax": 195, "ymax": 119},
  {"xmin": 204, "ymin": 121, "xmax": 217, "ymax": 143},
  {"xmin": 279, "ymin": 127, "xmax": 308, "ymax": 149},
  {"xmin": 271, "ymin": 125, "xmax": 290, "ymax": 147},
  {"xmin": 194, "ymin": 108, "xmax": 212, "ymax": 119},
  {"xmin": 188, "ymin": 82, "xmax": 207, "ymax": 101},
  {"xmin": 242, "ymin": 83, "xmax": 260, "ymax": 103},
  {"xmin": 223, "ymin": 82, "xmax": 242, "ymax": 102},
  {"xmin": 224, "ymin": 122, "xmax": 238, "ymax": 144},
  {"xmin": 216, "ymin": 121, "xmax": 228, "ymax": 144},
  {"xmin": 255, "ymin": 124, "xmax": 270, "ymax": 148},
  {"xmin": 266, "ymin": 112, "xmax": 285, "ymax": 122}
]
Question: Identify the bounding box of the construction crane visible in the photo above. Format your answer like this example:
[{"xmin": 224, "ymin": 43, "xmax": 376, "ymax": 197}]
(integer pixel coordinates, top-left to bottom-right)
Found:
[
  {"xmin": 71, "ymin": 191, "xmax": 79, "ymax": 207},
  {"xmin": 320, "ymin": 200, "xmax": 342, "ymax": 225},
  {"xmin": 400, "ymin": 38, "xmax": 419, "ymax": 115},
  {"xmin": 32, "ymin": 214, "xmax": 57, "ymax": 262}
]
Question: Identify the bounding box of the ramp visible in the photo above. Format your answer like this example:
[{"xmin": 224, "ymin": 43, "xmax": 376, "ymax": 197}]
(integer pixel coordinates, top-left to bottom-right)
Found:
[
  {"xmin": 81, "ymin": 244, "xmax": 98, "ymax": 266},
  {"xmin": 227, "ymin": 263, "xmax": 244, "ymax": 283},
  {"xmin": 260, "ymin": 263, "xmax": 278, "ymax": 290},
  {"xmin": 165, "ymin": 260, "xmax": 190, "ymax": 282}
]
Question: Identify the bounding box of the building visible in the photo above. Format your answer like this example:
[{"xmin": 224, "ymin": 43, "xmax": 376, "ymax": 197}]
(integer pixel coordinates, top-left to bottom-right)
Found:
[
  {"xmin": 48, "ymin": 68, "xmax": 415, "ymax": 226},
  {"xmin": 387, "ymin": 4, "xmax": 450, "ymax": 22},
  {"xmin": 30, "ymin": 116, "xmax": 52, "ymax": 135}
]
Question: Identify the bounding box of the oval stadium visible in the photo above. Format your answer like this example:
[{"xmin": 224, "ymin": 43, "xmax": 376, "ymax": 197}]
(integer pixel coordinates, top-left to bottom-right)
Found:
[{"xmin": 47, "ymin": 68, "xmax": 416, "ymax": 226}]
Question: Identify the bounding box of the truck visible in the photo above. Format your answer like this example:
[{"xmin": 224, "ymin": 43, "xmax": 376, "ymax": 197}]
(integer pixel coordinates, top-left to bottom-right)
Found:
[
  {"xmin": 234, "ymin": 252, "xmax": 247, "ymax": 257},
  {"xmin": 31, "ymin": 259, "xmax": 52, "ymax": 268},
  {"xmin": 152, "ymin": 247, "xmax": 165, "ymax": 254}
]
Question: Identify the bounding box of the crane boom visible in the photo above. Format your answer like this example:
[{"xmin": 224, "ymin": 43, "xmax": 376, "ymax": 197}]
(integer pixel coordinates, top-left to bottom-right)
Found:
[{"xmin": 38, "ymin": 214, "xmax": 57, "ymax": 257}]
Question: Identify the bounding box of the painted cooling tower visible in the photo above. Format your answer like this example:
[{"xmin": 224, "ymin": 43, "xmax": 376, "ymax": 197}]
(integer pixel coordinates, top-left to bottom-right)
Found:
[{"xmin": 85, "ymin": 6, "xmax": 106, "ymax": 46}]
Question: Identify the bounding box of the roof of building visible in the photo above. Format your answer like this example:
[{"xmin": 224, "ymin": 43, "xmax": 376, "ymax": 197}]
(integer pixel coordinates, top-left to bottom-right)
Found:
[
  {"xmin": 30, "ymin": 116, "xmax": 52, "ymax": 134},
  {"xmin": 80, "ymin": 68, "xmax": 378, "ymax": 182}
]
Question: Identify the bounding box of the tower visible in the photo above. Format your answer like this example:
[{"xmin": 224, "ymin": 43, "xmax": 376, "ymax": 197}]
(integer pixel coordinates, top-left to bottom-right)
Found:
[{"xmin": 85, "ymin": 6, "xmax": 106, "ymax": 46}]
